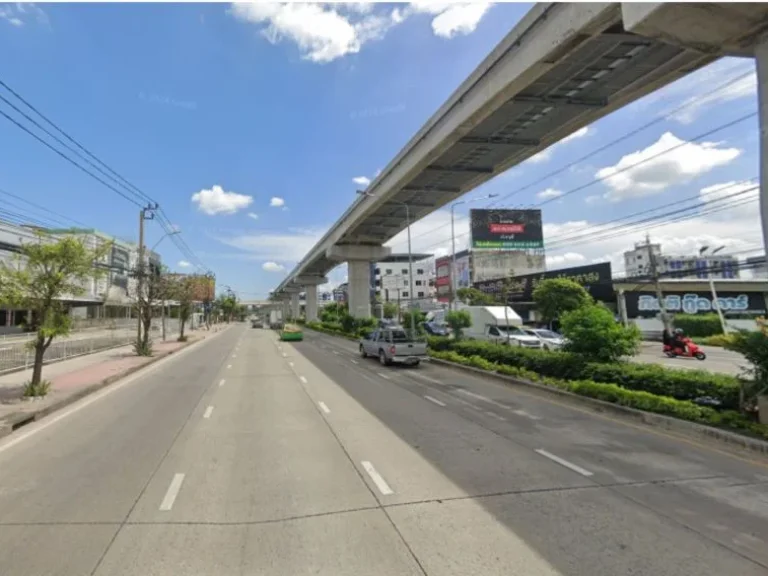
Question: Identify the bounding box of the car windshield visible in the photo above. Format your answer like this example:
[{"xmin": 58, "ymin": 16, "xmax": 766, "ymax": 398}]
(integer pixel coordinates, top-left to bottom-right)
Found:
[
  {"xmin": 535, "ymin": 330, "xmax": 561, "ymax": 339},
  {"xmin": 497, "ymin": 326, "xmax": 526, "ymax": 336}
]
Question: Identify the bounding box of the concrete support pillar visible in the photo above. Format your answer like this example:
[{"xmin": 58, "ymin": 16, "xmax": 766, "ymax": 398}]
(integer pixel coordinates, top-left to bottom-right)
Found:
[
  {"xmin": 290, "ymin": 293, "xmax": 300, "ymax": 320},
  {"xmin": 757, "ymin": 34, "xmax": 768, "ymax": 262},
  {"xmin": 305, "ymin": 285, "xmax": 318, "ymax": 322},
  {"xmin": 326, "ymin": 245, "xmax": 391, "ymax": 319},
  {"xmin": 348, "ymin": 260, "xmax": 373, "ymax": 319}
]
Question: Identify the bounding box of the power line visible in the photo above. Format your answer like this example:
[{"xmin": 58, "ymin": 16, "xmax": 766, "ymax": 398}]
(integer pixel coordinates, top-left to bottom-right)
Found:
[
  {"xmin": 393, "ymin": 70, "xmax": 757, "ymax": 249},
  {"xmin": 0, "ymin": 78, "xmax": 211, "ymax": 271}
]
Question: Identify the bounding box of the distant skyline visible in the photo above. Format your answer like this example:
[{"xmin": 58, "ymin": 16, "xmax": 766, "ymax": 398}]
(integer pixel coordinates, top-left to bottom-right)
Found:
[{"xmin": 0, "ymin": 3, "xmax": 761, "ymax": 298}]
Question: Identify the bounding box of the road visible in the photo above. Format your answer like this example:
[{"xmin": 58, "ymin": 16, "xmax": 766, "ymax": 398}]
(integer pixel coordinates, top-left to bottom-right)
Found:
[
  {"xmin": 0, "ymin": 325, "xmax": 766, "ymax": 575},
  {"xmin": 634, "ymin": 342, "xmax": 746, "ymax": 376}
]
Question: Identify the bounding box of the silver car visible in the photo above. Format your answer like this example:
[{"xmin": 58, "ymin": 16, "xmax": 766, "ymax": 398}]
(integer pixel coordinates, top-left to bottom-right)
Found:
[
  {"xmin": 523, "ymin": 328, "xmax": 567, "ymax": 350},
  {"xmin": 360, "ymin": 328, "xmax": 428, "ymax": 367}
]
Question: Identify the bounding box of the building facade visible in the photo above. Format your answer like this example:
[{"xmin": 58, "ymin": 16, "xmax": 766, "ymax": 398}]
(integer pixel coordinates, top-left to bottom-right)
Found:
[{"xmin": 623, "ymin": 242, "xmax": 739, "ymax": 279}]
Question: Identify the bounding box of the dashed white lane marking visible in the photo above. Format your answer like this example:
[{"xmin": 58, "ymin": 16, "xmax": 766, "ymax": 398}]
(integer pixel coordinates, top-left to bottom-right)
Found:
[
  {"xmin": 219, "ymin": 379, "xmax": 225, "ymax": 387},
  {"xmin": 513, "ymin": 409, "xmax": 541, "ymax": 420},
  {"xmin": 424, "ymin": 395, "xmax": 446, "ymax": 407},
  {"xmin": 159, "ymin": 473, "xmax": 186, "ymax": 511},
  {"xmin": 485, "ymin": 410, "xmax": 506, "ymax": 421},
  {"xmin": 451, "ymin": 395, "xmax": 482, "ymax": 411},
  {"xmin": 377, "ymin": 372, "xmax": 391, "ymax": 380},
  {"xmin": 227, "ymin": 364, "xmax": 232, "ymax": 369},
  {"xmin": 232, "ymin": 354, "xmax": 237, "ymax": 358},
  {"xmin": 410, "ymin": 372, "xmax": 442, "ymax": 385},
  {"xmin": 457, "ymin": 389, "xmax": 510, "ymax": 410},
  {"xmin": 361, "ymin": 461, "xmax": 393, "ymax": 495},
  {"xmin": 282, "ymin": 353, "xmax": 287, "ymax": 358},
  {"xmin": 203, "ymin": 406, "xmax": 214, "ymax": 419},
  {"xmin": 299, "ymin": 376, "xmax": 308, "ymax": 384},
  {"xmin": 319, "ymin": 401, "xmax": 331, "ymax": 414},
  {"xmin": 289, "ymin": 361, "xmax": 294, "ymax": 367},
  {"xmin": 333, "ymin": 350, "xmax": 340, "ymax": 355},
  {"xmin": 350, "ymin": 359, "xmax": 358, "ymax": 364},
  {"xmin": 535, "ymin": 449, "xmax": 593, "ymax": 477}
]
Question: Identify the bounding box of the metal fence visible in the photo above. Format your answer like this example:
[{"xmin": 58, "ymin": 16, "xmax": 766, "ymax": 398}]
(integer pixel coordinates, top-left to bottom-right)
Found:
[{"xmin": 0, "ymin": 318, "xmax": 190, "ymax": 374}]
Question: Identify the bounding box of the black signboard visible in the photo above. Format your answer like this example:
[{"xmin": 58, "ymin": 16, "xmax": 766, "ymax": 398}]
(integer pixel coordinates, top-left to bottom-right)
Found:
[
  {"xmin": 470, "ymin": 209, "xmax": 544, "ymax": 250},
  {"xmin": 474, "ymin": 262, "xmax": 614, "ymax": 303},
  {"xmin": 110, "ymin": 245, "xmax": 130, "ymax": 291},
  {"xmin": 624, "ymin": 291, "xmax": 766, "ymax": 318}
]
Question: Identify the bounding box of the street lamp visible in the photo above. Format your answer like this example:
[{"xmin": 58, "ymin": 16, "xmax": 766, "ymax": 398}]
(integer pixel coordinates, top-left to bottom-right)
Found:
[
  {"xmin": 356, "ymin": 189, "xmax": 417, "ymax": 337},
  {"xmin": 450, "ymin": 194, "xmax": 498, "ymax": 310}
]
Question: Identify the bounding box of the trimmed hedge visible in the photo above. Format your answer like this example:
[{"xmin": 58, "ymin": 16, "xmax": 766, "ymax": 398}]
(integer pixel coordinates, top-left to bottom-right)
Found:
[
  {"xmin": 673, "ymin": 314, "xmax": 724, "ymax": 338},
  {"xmin": 430, "ymin": 349, "xmax": 768, "ymax": 441},
  {"xmin": 427, "ymin": 337, "xmax": 740, "ymax": 410}
]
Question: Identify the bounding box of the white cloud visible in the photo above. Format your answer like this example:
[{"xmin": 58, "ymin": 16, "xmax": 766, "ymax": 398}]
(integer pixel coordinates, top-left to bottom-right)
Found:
[
  {"xmin": 215, "ymin": 226, "xmax": 328, "ymax": 263},
  {"xmin": 525, "ymin": 126, "xmax": 590, "ymax": 164},
  {"xmin": 262, "ymin": 261, "xmax": 286, "ymax": 272},
  {"xmin": 229, "ymin": 2, "xmax": 492, "ymax": 63},
  {"xmin": 595, "ymin": 132, "xmax": 741, "ymax": 202},
  {"xmin": 270, "ymin": 196, "xmax": 285, "ymax": 208},
  {"xmin": 178, "ymin": 260, "xmax": 191, "ymax": 268},
  {"xmin": 0, "ymin": 3, "xmax": 48, "ymax": 27},
  {"xmin": 247, "ymin": 212, "xmax": 259, "ymax": 220},
  {"xmin": 584, "ymin": 195, "xmax": 601, "ymax": 205},
  {"xmin": 192, "ymin": 185, "xmax": 253, "ymax": 215},
  {"xmin": 537, "ymin": 188, "xmax": 562, "ymax": 200},
  {"xmin": 352, "ymin": 175, "xmax": 371, "ymax": 186}
]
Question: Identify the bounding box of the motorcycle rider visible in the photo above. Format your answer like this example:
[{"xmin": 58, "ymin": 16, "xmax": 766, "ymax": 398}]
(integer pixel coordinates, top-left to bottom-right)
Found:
[{"xmin": 670, "ymin": 328, "xmax": 687, "ymax": 354}]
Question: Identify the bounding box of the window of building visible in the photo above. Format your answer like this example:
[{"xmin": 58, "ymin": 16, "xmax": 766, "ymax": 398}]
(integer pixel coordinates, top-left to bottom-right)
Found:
[
  {"xmin": 385, "ymin": 268, "xmax": 392, "ymax": 275},
  {"xmin": 417, "ymin": 291, "xmax": 424, "ymax": 297},
  {"xmin": 416, "ymin": 268, "xmax": 424, "ymax": 275},
  {"xmin": 402, "ymin": 291, "xmax": 409, "ymax": 298},
  {"xmin": 375, "ymin": 279, "xmax": 381, "ymax": 287},
  {"xmin": 375, "ymin": 267, "xmax": 380, "ymax": 275},
  {"xmin": 402, "ymin": 268, "xmax": 408, "ymax": 275},
  {"xmin": 415, "ymin": 280, "xmax": 422, "ymax": 286}
]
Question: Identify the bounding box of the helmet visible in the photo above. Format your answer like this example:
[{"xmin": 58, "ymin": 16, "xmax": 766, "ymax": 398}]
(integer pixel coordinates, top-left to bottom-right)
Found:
[{"xmin": 674, "ymin": 328, "xmax": 684, "ymax": 335}]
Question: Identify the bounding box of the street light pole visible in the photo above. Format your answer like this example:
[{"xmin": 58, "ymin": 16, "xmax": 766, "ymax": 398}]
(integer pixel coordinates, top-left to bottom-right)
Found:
[{"xmin": 151, "ymin": 229, "xmax": 180, "ymax": 342}]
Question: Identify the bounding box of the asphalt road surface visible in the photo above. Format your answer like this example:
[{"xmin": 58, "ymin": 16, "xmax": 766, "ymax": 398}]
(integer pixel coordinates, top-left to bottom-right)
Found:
[
  {"xmin": 634, "ymin": 342, "xmax": 746, "ymax": 376},
  {"xmin": 0, "ymin": 325, "xmax": 766, "ymax": 576}
]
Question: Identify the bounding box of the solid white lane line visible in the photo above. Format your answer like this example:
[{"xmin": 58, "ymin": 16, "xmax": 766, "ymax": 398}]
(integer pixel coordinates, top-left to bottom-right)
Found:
[
  {"xmin": 424, "ymin": 395, "xmax": 446, "ymax": 407},
  {"xmin": 319, "ymin": 401, "xmax": 331, "ymax": 414},
  {"xmin": 535, "ymin": 449, "xmax": 593, "ymax": 477},
  {"xmin": 513, "ymin": 409, "xmax": 541, "ymax": 420},
  {"xmin": 159, "ymin": 473, "xmax": 185, "ymax": 511},
  {"xmin": 361, "ymin": 461, "xmax": 393, "ymax": 495},
  {"xmin": 350, "ymin": 359, "xmax": 358, "ymax": 364},
  {"xmin": 299, "ymin": 376, "xmax": 308, "ymax": 384},
  {"xmin": 219, "ymin": 379, "xmax": 225, "ymax": 387},
  {"xmin": 377, "ymin": 372, "xmax": 390, "ymax": 380},
  {"xmin": 203, "ymin": 406, "xmax": 214, "ymax": 419}
]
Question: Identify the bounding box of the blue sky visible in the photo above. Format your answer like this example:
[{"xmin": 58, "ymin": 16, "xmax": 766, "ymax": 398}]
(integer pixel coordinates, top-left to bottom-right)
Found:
[{"xmin": 0, "ymin": 2, "xmax": 761, "ymax": 298}]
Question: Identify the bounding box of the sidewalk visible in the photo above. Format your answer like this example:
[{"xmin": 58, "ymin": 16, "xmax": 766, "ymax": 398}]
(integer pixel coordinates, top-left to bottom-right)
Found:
[{"xmin": 0, "ymin": 324, "xmax": 230, "ymax": 438}]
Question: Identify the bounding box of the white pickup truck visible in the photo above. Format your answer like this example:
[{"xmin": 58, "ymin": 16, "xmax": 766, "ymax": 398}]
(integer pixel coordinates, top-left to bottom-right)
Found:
[{"xmin": 359, "ymin": 328, "xmax": 428, "ymax": 367}]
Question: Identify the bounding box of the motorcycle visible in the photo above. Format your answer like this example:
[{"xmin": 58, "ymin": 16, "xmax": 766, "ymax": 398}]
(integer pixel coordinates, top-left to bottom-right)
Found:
[{"xmin": 663, "ymin": 337, "xmax": 706, "ymax": 361}]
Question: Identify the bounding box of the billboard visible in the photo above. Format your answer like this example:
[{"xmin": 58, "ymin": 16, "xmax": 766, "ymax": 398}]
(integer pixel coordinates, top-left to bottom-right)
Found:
[
  {"xmin": 455, "ymin": 254, "xmax": 471, "ymax": 289},
  {"xmin": 472, "ymin": 251, "xmax": 546, "ymax": 283},
  {"xmin": 470, "ymin": 209, "xmax": 544, "ymax": 250},
  {"xmin": 165, "ymin": 273, "xmax": 216, "ymax": 302},
  {"xmin": 625, "ymin": 292, "xmax": 766, "ymax": 318},
  {"xmin": 435, "ymin": 256, "xmax": 452, "ymax": 302},
  {"xmin": 474, "ymin": 262, "xmax": 613, "ymax": 304}
]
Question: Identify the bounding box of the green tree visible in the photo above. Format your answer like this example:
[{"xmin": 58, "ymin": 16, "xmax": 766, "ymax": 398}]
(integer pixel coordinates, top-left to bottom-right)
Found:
[
  {"xmin": 0, "ymin": 233, "xmax": 110, "ymax": 394},
  {"xmin": 216, "ymin": 293, "xmax": 238, "ymax": 322},
  {"xmin": 165, "ymin": 275, "xmax": 195, "ymax": 341},
  {"xmin": 724, "ymin": 329, "xmax": 768, "ymax": 413},
  {"xmin": 382, "ymin": 301, "xmax": 398, "ymax": 319},
  {"xmin": 456, "ymin": 287, "xmax": 495, "ymax": 306},
  {"xmin": 560, "ymin": 304, "xmax": 640, "ymax": 362},
  {"xmin": 445, "ymin": 310, "xmax": 472, "ymax": 340},
  {"xmin": 533, "ymin": 278, "xmax": 592, "ymax": 322}
]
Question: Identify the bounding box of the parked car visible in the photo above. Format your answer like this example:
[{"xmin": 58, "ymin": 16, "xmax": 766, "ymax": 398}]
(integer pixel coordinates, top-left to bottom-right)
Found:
[
  {"xmin": 422, "ymin": 321, "xmax": 449, "ymax": 337},
  {"xmin": 522, "ymin": 328, "xmax": 567, "ymax": 350},
  {"xmin": 360, "ymin": 328, "xmax": 428, "ymax": 367}
]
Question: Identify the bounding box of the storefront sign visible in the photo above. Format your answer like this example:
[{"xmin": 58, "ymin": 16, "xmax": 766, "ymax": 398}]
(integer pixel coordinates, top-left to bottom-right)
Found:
[{"xmin": 625, "ymin": 291, "xmax": 766, "ymax": 317}]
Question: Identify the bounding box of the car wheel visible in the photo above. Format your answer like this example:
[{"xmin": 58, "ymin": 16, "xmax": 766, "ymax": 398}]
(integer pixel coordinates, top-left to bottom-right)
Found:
[
  {"xmin": 543, "ymin": 344, "xmax": 550, "ymax": 351},
  {"xmin": 359, "ymin": 344, "xmax": 367, "ymax": 358},
  {"xmin": 379, "ymin": 350, "xmax": 388, "ymax": 366}
]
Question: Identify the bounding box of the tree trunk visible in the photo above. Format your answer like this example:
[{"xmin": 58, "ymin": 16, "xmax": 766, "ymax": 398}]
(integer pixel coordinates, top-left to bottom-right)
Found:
[
  {"xmin": 180, "ymin": 319, "xmax": 186, "ymax": 339},
  {"xmin": 31, "ymin": 337, "xmax": 45, "ymax": 386}
]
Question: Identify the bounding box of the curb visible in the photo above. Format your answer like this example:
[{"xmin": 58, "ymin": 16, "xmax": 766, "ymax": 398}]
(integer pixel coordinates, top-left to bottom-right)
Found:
[
  {"xmin": 430, "ymin": 358, "xmax": 768, "ymax": 458},
  {"xmin": 0, "ymin": 327, "xmax": 231, "ymax": 441}
]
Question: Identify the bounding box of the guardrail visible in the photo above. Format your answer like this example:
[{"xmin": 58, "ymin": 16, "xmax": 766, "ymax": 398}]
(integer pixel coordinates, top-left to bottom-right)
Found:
[{"xmin": 0, "ymin": 318, "xmax": 189, "ymax": 374}]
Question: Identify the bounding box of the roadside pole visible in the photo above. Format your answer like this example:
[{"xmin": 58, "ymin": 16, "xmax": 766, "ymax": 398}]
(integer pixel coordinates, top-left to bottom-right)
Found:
[{"xmin": 645, "ymin": 233, "xmax": 670, "ymax": 332}]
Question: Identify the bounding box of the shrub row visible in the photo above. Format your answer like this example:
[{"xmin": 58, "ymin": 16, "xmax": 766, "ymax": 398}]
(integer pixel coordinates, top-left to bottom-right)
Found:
[
  {"xmin": 429, "ymin": 349, "xmax": 768, "ymax": 441},
  {"xmin": 427, "ymin": 337, "xmax": 741, "ymax": 410},
  {"xmin": 673, "ymin": 314, "xmax": 724, "ymax": 338}
]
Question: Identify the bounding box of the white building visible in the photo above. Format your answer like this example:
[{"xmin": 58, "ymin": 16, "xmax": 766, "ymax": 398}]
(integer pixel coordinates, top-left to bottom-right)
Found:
[
  {"xmin": 374, "ymin": 259, "xmax": 434, "ymax": 301},
  {"xmin": 623, "ymin": 242, "xmax": 739, "ymax": 280}
]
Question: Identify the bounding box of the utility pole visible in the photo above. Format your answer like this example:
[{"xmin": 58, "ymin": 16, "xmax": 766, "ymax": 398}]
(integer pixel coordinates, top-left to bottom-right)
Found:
[
  {"xmin": 644, "ymin": 233, "xmax": 670, "ymax": 332},
  {"xmin": 137, "ymin": 203, "xmax": 158, "ymax": 343}
]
